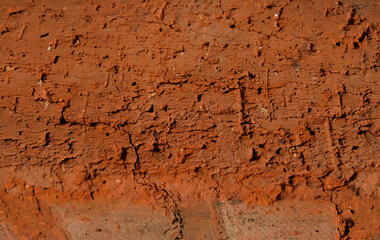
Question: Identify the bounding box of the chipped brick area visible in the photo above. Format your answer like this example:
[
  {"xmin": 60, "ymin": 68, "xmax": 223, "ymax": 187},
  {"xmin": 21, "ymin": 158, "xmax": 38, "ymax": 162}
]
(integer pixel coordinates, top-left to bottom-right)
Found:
[{"xmin": 0, "ymin": 0, "xmax": 379, "ymax": 239}]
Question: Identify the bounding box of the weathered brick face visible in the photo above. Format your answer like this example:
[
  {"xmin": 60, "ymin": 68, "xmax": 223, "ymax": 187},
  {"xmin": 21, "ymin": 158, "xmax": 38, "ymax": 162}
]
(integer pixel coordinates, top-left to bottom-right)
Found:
[{"xmin": 0, "ymin": 0, "xmax": 379, "ymax": 239}]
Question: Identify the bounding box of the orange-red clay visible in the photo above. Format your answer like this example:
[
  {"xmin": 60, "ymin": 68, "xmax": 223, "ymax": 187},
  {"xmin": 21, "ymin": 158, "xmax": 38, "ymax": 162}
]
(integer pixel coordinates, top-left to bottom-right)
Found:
[{"xmin": 0, "ymin": 0, "xmax": 379, "ymax": 239}]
